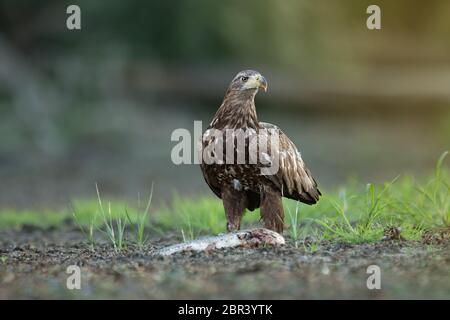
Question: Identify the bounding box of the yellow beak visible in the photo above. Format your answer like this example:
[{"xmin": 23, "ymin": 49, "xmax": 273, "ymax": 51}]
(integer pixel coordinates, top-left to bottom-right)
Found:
[{"xmin": 258, "ymin": 75, "xmax": 268, "ymax": 92}]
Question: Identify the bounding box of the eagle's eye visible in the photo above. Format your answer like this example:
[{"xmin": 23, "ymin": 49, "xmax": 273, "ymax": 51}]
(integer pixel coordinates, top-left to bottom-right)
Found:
[{"xmin": 240, "ymin": 76, "xmax": 249, "ymax": 82}]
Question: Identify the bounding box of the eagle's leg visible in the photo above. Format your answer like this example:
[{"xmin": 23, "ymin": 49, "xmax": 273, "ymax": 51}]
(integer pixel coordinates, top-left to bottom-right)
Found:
[
  {"xmin": 260, "ymin": 187, "xmax": 284, "ymax": 233},
  {"xmin": 222, "ymin": 186, "xmax": 246, "ymax": 232}
]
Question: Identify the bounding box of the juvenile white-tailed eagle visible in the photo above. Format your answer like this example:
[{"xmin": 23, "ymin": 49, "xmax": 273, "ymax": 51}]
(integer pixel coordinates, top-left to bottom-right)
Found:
[{"xmin": 200, "ymin": 70, "xmax": 320, "ymax": 233}]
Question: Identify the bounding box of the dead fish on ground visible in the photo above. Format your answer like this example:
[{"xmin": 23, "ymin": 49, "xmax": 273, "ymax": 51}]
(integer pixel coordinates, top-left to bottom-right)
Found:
[{"xmin": 155, "ymin": 228, "xmax": 285, "ymax": 256}]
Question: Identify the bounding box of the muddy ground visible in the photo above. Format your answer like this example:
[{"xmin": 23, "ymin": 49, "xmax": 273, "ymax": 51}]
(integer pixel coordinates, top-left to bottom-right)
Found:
[{"xmin": 0, "ymin": 224, "xmax": 449, "ymax": 299}]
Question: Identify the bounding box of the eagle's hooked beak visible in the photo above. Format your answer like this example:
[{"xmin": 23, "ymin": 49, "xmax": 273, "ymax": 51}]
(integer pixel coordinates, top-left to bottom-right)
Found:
[{"xmin": 257, "ymin": 75, "xmax": 268, "ymax": 92}]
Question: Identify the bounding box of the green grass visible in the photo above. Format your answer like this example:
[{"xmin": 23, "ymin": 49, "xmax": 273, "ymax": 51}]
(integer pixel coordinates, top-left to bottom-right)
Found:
[
  {"xmin": 313, "ymin": 176, "xmax": 400, "ymax": 243},
  {"xmin": 0, "ymin": 152, "xmax": 448, "ymax": 246},
  {"xmin": 95, "ymin": 184, "xmax": 128, "ymax": 252},
  {"xmin": 73, "ymin": 183, "xmax": 153, "ymax": 251},
  {"xmin": 0, "ymin": 209, "xmax": 67, "ymax": 229},
  {"xmin": 126, "ymin": 183, "xmax": 154, "ymax": 248}
]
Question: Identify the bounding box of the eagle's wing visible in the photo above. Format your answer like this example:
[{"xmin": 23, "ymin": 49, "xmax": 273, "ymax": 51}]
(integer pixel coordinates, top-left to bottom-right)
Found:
[
  {"xmin": 200, "ymin": 162, "xmax": 222, "ymax": 199},
  {"xmin": 260, "ymin": 122, "xmax": 321, "ymax": 204},
  {"xmin": 199, "ymin": 128, "xmax": 222, "ymax": 199}
]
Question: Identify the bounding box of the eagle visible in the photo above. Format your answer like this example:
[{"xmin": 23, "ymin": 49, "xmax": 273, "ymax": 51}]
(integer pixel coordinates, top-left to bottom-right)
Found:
[{"xmin": 200, "ymin": 70, "xmax": 321, "ymax": 233}]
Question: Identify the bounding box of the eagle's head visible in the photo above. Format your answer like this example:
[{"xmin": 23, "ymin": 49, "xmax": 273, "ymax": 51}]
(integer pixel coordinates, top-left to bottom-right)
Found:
[{"xmin": 227, "ymin": 70, "xmax": 268, "ymax": 94}]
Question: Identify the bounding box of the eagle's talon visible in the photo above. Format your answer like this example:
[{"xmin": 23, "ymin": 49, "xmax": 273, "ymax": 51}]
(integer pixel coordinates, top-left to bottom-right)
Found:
[{"xmin": 226, "ymin": 222, "xmax": 240, "ymax": 232}]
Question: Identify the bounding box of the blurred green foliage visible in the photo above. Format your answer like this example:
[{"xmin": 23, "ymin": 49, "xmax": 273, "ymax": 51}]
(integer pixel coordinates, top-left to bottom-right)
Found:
[{"xmin": 2, "ymin": 0, "xmax": 450, "ymax": 70}]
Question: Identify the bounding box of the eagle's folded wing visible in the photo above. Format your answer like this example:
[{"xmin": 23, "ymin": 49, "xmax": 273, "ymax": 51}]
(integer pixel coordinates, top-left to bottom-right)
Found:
[
  {"xmin": 260, "ymin": 122, "xmax": 321, "ymax": 204},
  {"xmin": 199, "ymin": 131, "xmax": 222, "ymax": 199}
]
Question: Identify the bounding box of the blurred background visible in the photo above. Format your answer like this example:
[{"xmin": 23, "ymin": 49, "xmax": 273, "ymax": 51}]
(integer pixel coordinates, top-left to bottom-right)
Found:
[{"xmin": 0, "ymin": 0, "xmax": 449, "ymax": 208}]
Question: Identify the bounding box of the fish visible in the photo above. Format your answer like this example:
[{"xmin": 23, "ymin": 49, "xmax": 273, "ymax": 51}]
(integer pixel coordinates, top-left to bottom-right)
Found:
[{"xmin": 155, "ymin": 228, "xmax": 285, "ymax": 256}]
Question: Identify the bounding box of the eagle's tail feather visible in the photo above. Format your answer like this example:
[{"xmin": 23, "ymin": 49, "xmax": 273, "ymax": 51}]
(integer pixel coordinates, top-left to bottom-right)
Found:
[{"xmin": 286, "ymin": 187, "xmax": 321, "ymax": 205}]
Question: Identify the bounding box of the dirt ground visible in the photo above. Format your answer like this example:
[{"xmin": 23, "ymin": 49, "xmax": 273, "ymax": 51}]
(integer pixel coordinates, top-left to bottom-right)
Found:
[{"xmin": 0, "ymin": 224, "xmax": 449, "ymax": 299}]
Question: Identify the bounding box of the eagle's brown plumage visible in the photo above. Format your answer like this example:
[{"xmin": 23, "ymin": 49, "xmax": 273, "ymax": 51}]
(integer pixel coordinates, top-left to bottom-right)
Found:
[{"xmin": 200, "ymin": 70, "xmax": 321, "ymax": 233}]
